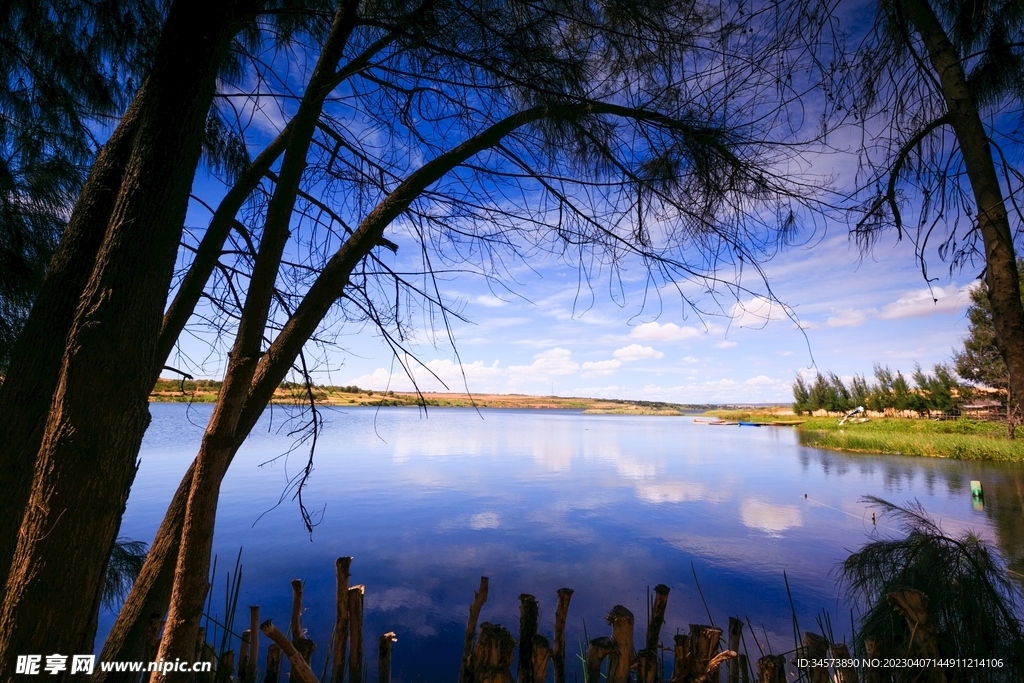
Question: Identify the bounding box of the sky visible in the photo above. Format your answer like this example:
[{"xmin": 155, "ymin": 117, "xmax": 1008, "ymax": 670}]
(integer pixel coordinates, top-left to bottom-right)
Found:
[{"xmin": 320, "ymin": 226, "xmax": 980, "ymax": 404}]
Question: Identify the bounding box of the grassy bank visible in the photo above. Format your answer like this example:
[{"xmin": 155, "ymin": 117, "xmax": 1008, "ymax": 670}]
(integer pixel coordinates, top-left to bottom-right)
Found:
[
  {"xmin": 796, "ymin": 417, "xmax": 1024, "ymax": 461},
  {"xmin": 704, "ymin": 408, "xmax": 1024, "ymax": 461}
]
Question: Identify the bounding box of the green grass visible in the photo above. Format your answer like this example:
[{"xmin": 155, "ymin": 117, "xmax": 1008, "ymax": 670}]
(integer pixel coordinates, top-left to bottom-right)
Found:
[{"xmin": 796, "ymin": 417, "xmax": 1024, "ymax": 461}]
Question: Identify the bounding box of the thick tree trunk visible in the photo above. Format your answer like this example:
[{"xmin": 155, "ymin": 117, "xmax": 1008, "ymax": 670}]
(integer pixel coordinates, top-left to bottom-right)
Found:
[
  {"xmin": 0, "ymin": 105, "xmax": 140, "ymax": 588},
  {"xmin": 904, "ymin": 0, "xmax": 1024, "ymax": 436},
  {"xmin": 153, "ymin": 6, "xmax": 360, "ymax": 678},
  {"xmin": 0, "ymin": 0, "xmax": 247, "ymax": 673}
]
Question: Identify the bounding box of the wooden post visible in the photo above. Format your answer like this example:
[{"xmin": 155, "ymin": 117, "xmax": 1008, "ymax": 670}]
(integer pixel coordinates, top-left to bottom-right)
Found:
[
  {"xmin": 531, "ymin": 634, "xmax": 551, "ymax": 683},
  {"xmin": 635, "ymin": 648, "xmax": 658, "ymax": 683},
  {"xmin": 260, "ymin": 619, "xmax": 320, "ymax": 683},
  {"xmin": 738, "ymin": 654, "xmax": 749, "ymax": 683},
  {"xmin": 249, "ymin": 605, "xmax": 259, "ymax": 679},
  {"xmin": 518, "ymin": 595, "xmax": 539, "ymax": 683},
  {"xmin": 755, "ymin": 655, "xmax": 786, "ymax": 683},
  {"xmin": 799, "ymin": 633, "xmax": 829, "ymax": 683},
  {"xmin": 646, "ymin": 585, "xmax": 670, "ymax": 652},
  {"xmin": 459, "ymin": 576, "xmax": 490, "ymax": 683},
  {"xmin": 265, "ymin": 644, "xmax": 282, "ymax": 683},
  {"xmin": 584, "ymin": 637, "xmax": 615, "ymax": 683},
  {"xmin": 473, "ymin": 622, "xmax": 516, "ymax": 683},
  {"xmin": 728, "ymin": 618, "xmax": 743, "ymax": 683},
  {"xmin": 606, "ymin": 606, "xmax": 634, "ymax": 683},
  {"xmin": 378, "ymin": 632, "xmax": 397, "ymax": 683},
  {"xmin": 238, "ymin": 630, "xmax": 251, "ymax": 681},
  {"xmin": 863, "ymin": 638, "xmax": 881, "ymax": 683},
  {"xmin": 670, "ymin": 634, "xmax": 690, "ymax": 683},
  {"xmin": 688, "ymin": 625, "xmax": 722, "ymax": 680},
  {"xmin": 215, "ymin": 650, "xmax": 234, "ymax": 683},
  {"xmin": 333, "ymin": 557, "xmax": 353, "ymax": 683},
  {"xmin": 886, "ymin": 589, "xmax": 944, "ymax": 683},
  {"xmin": 349, "ymin": 584, "xmax": 365, "ymax": 683},
  {"xmin": 552, "ymin": 588, "xmax": 573, "ymax": 683},
  {"xmin": 291, "ymin": 579, "xmax": 305, "ymax": 638},
  {"xmin": 828, "ymin": 643, "xmax": 859, "ymax": 683}
]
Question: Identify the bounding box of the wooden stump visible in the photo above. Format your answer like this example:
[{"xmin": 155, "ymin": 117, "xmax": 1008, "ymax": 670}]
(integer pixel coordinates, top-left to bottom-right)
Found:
[
  {"xmin": 670, "ymin": 634, "xmax": 690, "ymax": 683},
  {"xmin": 553, "ymin": 588, "xmax": 573, "ymax": 683},
  {"xmin": 349, "ymin": 584, "xmax": 365, "ymax": 683},
  {"xmin": 518, "ymin": 594, "xmax": 539, "ymax": 683},
  {"xmin": 378, "ymin": 631, "xmax": 397, "ymax": 683},
  {"xmin": 585, "ymin": 637, "xmax": 615, "ymax": 683},
  {"xmin": 531, "ymin": 634, "xmax": 551, "ymax": 683},
  {"xmin": 259, "ymin": 619, "xmax": 319, "ymax": 683},
  {"xmin": 460, "ymin": 576, "xmax": 490, "ymax": 683},
  {"xmin": 727, "ymin": 618, "xmax": 743, "ymax": 683},
  {"xmin": 646, "ymin": 585, "xmax": 671, "ymax": 652},
  {"xmin": 635, "ymin": 648, "xmax": 659, "ymax": 683},
  {"xmin": 863, "ymin": 638, "xmax": 881, "ymax": 683},
  {"xmin": 688, "ymin": 625, "xmax": 723, "ymax": 681},
  {"xmin": 238, "ymin": 630, "xmax": 251, "ymax": 680},
  {"xmin": 886, "ymin": 589, "xmax": 945, "ymax": 683},
  {"xmin": 249, "ymin": 605, "xmax": 260, "ymax": 679},
  {"xmin": 215, "ymin": 650, "xmax": 234, "ymax": 683},
  {"xmin": 473, "ymin": 622, "xmax": 516, "ymax": 683},
  {"xmin": 332, "ymin": 557, "xmax": 353, "ymax": 683},
  {"xmin": 799, "ymin": 632, "xmax": 829, "ymax": 683},
  {"xmin": 606, "ymin": 606, "xmax": 635, "ymax": 683},
  {"xmin": 738, "ymin": 654, "xmax": 749, "ymax": 683},
  {"xmin": 265, "ymin": 644, "xmax": 281, "ymax": 683},
  {"xmin": 291, "ymin": 579, "xmax": 305, "ymax": 638},
  {"xmin": 755, "ymin": 655, "xmax": 786, "ymax": 683},
  {"xmin": 828, "ymin": 643, "xmax": 858, "ymax": 683}
]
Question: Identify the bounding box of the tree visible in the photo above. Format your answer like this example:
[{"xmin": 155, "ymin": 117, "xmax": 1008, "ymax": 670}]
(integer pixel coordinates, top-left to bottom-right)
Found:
[
  {"xmin": 842, "ymin": 498, "xmax": 1024, "ymax": 681},
  {"xmin": 0, "ymin": 0, "xmax": 257, "ymax": 667},
  {"xmin": 846, "ymin": 0, "xmax": 1024, "ymax": 428},
  {"xmin": 0, "ymin": 0, "xmax": 158, "ymax": 370}
]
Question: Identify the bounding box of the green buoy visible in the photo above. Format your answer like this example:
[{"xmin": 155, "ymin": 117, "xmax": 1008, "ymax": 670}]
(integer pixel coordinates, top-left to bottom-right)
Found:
[{"xmin": 970, "ymin": 480, "xmax": 984, "ymax": 498}]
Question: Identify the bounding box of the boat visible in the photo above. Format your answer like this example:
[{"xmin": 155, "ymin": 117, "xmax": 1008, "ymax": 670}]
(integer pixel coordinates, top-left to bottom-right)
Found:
[
  {"xmin": 738, "ymin": 421, "xmax": 763, "ymax": 427},
  {"xmin": 708, "ymin": 420, "xmax": 738, "ymax": 425}
]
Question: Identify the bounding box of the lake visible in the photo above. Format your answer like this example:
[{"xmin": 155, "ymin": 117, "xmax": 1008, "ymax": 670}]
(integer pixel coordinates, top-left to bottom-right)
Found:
[{"xmin": 98, "ymin": 403, "xmax": 1024, "ymax": 681}]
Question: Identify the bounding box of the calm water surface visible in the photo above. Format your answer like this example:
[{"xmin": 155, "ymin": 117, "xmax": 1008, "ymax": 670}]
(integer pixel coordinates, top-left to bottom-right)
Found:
[{"xmin": 99, "ymin": 404, "xmax": 1024, "ymax": 681}]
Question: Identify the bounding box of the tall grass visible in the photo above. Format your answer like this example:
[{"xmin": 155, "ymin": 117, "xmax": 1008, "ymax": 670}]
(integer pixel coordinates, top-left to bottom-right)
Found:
[{"xmin": 797, "ymin": 417, "xmax": 1024, "ymax": 460}]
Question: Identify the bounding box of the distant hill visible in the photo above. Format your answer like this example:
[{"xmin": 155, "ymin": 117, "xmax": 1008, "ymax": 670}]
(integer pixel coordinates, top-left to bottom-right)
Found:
[{"xmin": 150, "ymin": 378, "xmax": 738, "ymax": 412}]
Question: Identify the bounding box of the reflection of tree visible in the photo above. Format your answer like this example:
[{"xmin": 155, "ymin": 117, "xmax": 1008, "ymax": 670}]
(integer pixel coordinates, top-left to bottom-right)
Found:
[{"xmin": 983, "ymin": 471, "xmax": 1024, "ymax": 585}]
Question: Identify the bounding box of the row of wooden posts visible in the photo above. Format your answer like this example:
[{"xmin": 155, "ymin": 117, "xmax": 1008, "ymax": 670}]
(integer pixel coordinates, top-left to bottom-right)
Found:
[{"xmin": 166, "ymin": 556, "xmax": 864, "ymax": 683}]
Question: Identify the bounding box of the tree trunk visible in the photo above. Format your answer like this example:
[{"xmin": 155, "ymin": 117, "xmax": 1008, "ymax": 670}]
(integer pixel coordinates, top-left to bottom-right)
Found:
[
  {"xmin": 0, "ymin": 0, "xmax": 248, "ymax": 672},
  {"xmin": 904, "ymin": 0, "xmax": 1024, "ymax": 436},
  {"xmin": 153, "ymin": 7, "xmax": 360, "ymax": 677},
  {"xmin": 0, "ymin": 103, "xmax": 140, "ymax": 589}
]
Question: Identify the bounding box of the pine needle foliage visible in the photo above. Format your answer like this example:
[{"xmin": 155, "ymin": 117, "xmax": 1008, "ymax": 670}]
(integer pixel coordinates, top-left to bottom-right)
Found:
[
  {"xmin": 101, "ymin": 537, "xmax": 149, "ymax": 612},
  {"xmin": 841, "ymin": 497, "xmax": 1024, "ymax": 682}
]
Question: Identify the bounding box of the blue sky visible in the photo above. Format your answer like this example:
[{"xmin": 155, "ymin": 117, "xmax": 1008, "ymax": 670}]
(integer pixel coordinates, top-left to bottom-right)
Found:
[{"xmin": 324, "ymin": 226, "xmax": 978, "ymax": 404}]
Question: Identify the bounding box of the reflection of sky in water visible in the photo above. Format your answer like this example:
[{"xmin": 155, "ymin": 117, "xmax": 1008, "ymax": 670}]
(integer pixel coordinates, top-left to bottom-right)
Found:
[{"xmin": 100, "ymin": 405, "xmax": 1024, "ymax": 682}]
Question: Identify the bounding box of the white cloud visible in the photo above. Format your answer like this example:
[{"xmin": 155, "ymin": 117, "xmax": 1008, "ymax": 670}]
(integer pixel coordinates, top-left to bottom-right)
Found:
[
  {"xmin": 474, "ymin": 294, "xmax": 506, "ymax": 307},
  {"xmin": 744, "ymin": 375, "xmax": 776, "ymax": 386},
  {"xmin": 613, "ymin": 344, "xmax": 665, "ymax": 361},
  {"xmin": 581, "ymin": 359, "xmax": 622, "ymax": 378},
  {"xmin": 469, "ymin": 512, "xmax": 500, "ymax": 529},
  {"xmin": 825, "ymin": 307, "xmax": 871, "ymax": 328},
  {"xmin": 879, "ymin": 283, "xmax": 974, "ymax": 319},
  {"xmin": 681, "ymin": 356, "xmax": 700, "ymax": 364},
  {"xmin": 629, "ymin": 321, "xmax": 704, "ymax": 342},
  {"xmin": 740, "ymin": 500, "xmax": 803, "ymax": 535},
  {"xmin": 729, "ymin": 296, "xmax": 786, "ymax": 328},
  {"xmin": 715, "ymin": 340, "xmax": 738, "ymax": 349},
  {"xmin": 508, "ymin": 348, "xmax": 579, "ymax": 380}
]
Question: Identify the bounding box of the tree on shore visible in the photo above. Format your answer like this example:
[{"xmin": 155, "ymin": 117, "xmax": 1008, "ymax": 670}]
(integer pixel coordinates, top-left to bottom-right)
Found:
[
  {"xmin": 845, "ymin": 0, "xmax": 1024, "ymax": 430},
  {"xmin": 793, "ymin": 364, "xmax": 966, "ymax": 415}
]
